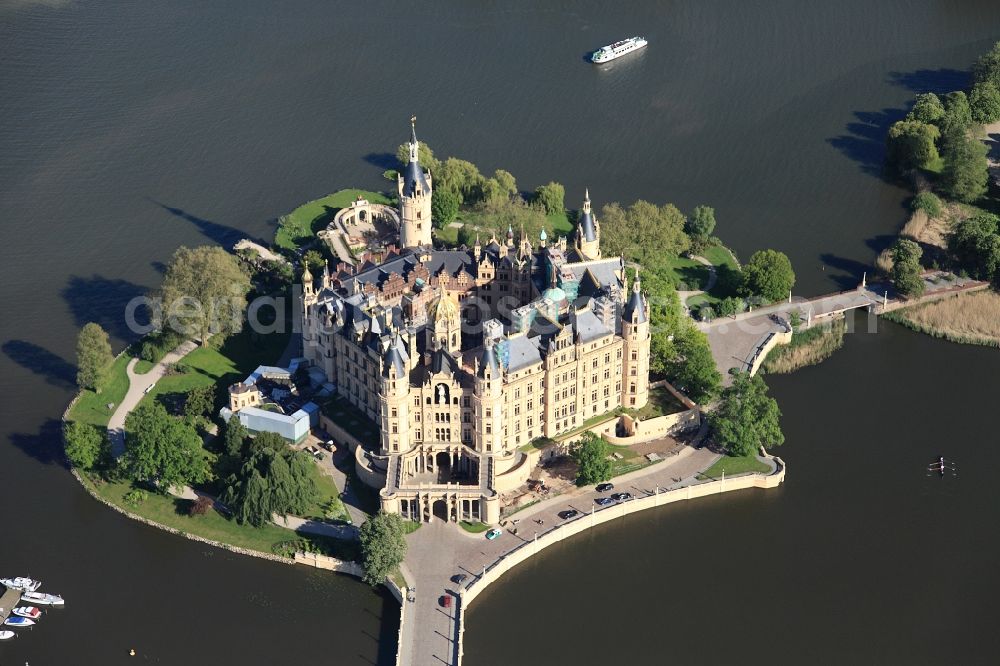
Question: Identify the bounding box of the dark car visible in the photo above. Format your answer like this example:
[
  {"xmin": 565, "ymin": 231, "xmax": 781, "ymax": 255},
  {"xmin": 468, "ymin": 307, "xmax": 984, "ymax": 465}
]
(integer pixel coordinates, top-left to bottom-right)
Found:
[
  {"xmin": 558, "ymin": 509, "xmax": 579, "ymax": 520},
  {"xmin": 595, "ymin": 482, "xmax": 614, "ymax": 493},
  {"xmin": 611, "ymin": 492, "xmax": 633, "ymax": 502},
  {"xmin": 594, "ymin": 497, "xmax": 615, "ymax": 507},
  {"xmin": 440, "ymin": 595, "xmax": 452, "ymax": 608},
  {"xmin": 451, "ymin": 574, "xmax": 468, "ymax": 585}
]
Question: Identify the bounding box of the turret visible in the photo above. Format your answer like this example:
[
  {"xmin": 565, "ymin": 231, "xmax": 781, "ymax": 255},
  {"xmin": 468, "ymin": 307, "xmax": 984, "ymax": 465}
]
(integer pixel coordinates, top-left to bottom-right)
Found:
[
  {"xmin": 425, "ymin": 290, "xmax": 461, "ymax": 355},
  {"xmin": 380, "ymin": 334, "xmax": 411, "ymax": 454},
  {"xmin": 397, "ymin": 117, "xmax": 434, "ymax": 248},
  {"xmin": 621, "ymin": 269, "xmax": 650, "ymax": 409},
  {"xmin": 474, "ymin": 342, "xmax": 504, "ymax": 454},
  {"xmin": 574, "ymin": 188, "xmax": 601, "ymax": 261}
]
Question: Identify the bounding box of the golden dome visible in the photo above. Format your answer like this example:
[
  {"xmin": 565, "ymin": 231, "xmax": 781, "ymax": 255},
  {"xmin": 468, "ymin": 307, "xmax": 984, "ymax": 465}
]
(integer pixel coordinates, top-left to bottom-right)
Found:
[{"xmin": 429, "ymin": 291, "xmax": 458, "ymax": 322}]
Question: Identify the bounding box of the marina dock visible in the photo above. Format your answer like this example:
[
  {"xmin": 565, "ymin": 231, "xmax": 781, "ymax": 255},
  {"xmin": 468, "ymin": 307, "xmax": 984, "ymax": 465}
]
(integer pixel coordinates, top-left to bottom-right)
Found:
[{"xmin": 0, "ymin": 587, "xmax": 22, "ymax": 624}]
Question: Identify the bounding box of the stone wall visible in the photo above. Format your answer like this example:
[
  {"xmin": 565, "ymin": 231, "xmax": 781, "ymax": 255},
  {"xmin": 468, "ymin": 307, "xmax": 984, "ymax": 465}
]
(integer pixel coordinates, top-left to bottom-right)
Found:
[
  {"xmin": 319, "ymin": 413, "xmax": 365, "ymax": 452},
  {"xmin": 600, "ymin": 408, "xmax": 701, "ymax": 445},
  {"xmin": 453, "ymin": 458, "xmax": 786, "ymax": 664}
]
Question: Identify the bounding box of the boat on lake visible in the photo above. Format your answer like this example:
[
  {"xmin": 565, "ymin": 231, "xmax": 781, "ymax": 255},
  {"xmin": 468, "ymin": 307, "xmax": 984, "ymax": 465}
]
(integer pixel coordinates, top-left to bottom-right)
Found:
[
  {"xmin": 21, "ymin": 591, "xmax": 64, "ymax": 606},
  {"xmin": 12, "ymin": 607, "xmax": 41, "ymax": 620},
  {"xmin": 590, "ymin": 36, "xmax": 648, "ymax": 63},
  {"xmin": 4, "ymin": 617, "xmax": 34, "ymax": 627},
  {"xmin": 0, "ymin": 630, "xmax": 15, "ymax": 640},
  {"xmin": 1, "ymin": 577, "xmax": 41, "ymax": 592}
]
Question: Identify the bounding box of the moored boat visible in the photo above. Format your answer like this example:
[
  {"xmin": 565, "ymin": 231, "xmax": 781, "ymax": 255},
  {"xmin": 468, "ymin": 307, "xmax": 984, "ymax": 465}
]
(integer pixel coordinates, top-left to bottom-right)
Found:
[
  {"xmin": 0, "ymin": 630, "xmax": 15, "ymax": 640},
  {"xmin": 21, "ymin": 591, "xmax": 64, "ymax": 606},
  {"xmin": 3, "ymin": 617, "xmax": 34, "ymax": 627},
  {"xmin": 12, "ymin": 607, "xmax": 41, "ymax": 620},
  {"xmin": 1, "ymin": 577, "xmax": 41, "ymax": 592},
  {"xmin": 590, "ymin": 36, "xmax": 648, "ymax": 63}
]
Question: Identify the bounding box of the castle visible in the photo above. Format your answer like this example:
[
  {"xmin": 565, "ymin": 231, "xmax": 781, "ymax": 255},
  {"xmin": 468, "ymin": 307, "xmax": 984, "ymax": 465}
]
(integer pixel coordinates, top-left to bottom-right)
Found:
[{"xmin": 299, "ymin": 120, "xmax": 651, "ymax": 524}]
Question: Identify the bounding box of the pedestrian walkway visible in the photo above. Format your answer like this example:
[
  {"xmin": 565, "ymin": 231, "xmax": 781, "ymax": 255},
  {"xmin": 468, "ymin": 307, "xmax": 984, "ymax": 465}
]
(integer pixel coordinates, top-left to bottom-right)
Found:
[{"xmin": 107, "ymin": 340, "xmax": 198, "ymax": 457}]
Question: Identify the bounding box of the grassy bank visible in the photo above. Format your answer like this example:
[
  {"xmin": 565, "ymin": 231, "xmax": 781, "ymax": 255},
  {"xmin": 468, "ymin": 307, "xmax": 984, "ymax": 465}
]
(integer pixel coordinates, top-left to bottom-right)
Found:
[
  {"xmin": 883, "ymin": 289, "xmax": 1000, "ymax": 347},
  {"xmin": 81, "ymin": 472, "xmax": 355, "ymax": 559},
  {"xmin": 762, "ymin": 318, "xmax": 846, "ymax": 374},
  {"xmin": 275, "ymin": 189, "xmax": 392, "ymax": 250},
  {"xmin": 697, "ymin": 454, "xmax": 770, "ymax": 479},
  {"xmin": 67, "ymin": 353, "xmax": 132, "ymax": 427}
]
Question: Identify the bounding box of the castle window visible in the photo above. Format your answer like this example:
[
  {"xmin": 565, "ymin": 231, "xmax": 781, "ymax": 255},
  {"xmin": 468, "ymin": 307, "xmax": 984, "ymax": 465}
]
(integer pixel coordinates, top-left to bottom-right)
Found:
[
  {"xmin": 392, "ymin": 424, "xmax": 398, "ymax": 434},
  {"xmin": 416, "ymin": 430, "xmax": 421, "ymax": 440},
  {"xmin": 630, "ymin": 384, "xmax": 636, "ymax": 394},
  {"xmin": 391, "ymin": 408, "xmax": 397, "ymax": 418},
  {"xmin": 486, "ymin": 425, "xmax": 492, "ymax": 434},
  {"xmin": 415, "ymin": 397, "xmax": 420, "ymax": 406}
]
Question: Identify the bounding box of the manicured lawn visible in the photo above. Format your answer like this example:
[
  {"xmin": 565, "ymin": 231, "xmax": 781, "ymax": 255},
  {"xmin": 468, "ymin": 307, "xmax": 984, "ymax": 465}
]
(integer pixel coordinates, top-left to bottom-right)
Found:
[
  {"xmin": 304, "ymin": 462, "xmax": 351, "ymax": 523},
  {"xmin": 275, "ymin": 189, "xmax": 393, "ymax": 250},
  {"xmin": 133, "ymin": 359, "xmax": 154, "ymax": 374},
  {"xmin": 459, "ymin": 520, "xmax": 489, "ymax": 533},
  {"xmin": 701, "ymin": 245, "xmax": 739, "ymax": 270},
  {"xmin": 662, "ymin": 254, "xmax": 712, "ymax": 292},
  {"xmin": 82, "ymin": 474, "xmax": 341, "ymax": 555},
  {"xmin": 698, "ymin": 454, "xmax": 770, "ymax": 479},
  {"xmin": 546, "ymin": 210, "xmax": 574, "ymax": 235},
  {"xmin": 68, "ymin": 354, "xmax": 132, "ymax": 427},
  {"xmin": 627, "ymin": 386, "xmax": 686, "ymax": 420},
  {"xmin": 143, "ymin": 328, "xmax": 289, "ymax": 411},
  {"xmin": 435, "ymin": 224, "xmax": 460, "ymax": 246},
  {"xmin": 403, "ymin": 521, "xmax": 422, "ymax": 534}
]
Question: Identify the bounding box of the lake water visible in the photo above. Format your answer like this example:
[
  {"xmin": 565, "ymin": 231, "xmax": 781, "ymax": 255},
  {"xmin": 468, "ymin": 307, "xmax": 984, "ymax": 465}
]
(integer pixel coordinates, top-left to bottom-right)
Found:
[{"xmin": 2, "ymin": 1, "xmax": 999, "ymax": 663}]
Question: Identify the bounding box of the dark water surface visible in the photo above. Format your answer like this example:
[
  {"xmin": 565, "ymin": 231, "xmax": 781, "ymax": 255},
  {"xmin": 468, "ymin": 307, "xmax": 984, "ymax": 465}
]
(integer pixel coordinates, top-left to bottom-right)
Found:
[{"xmin": 2, "ymin": 1, "xmax": 999, "ymax": 664}]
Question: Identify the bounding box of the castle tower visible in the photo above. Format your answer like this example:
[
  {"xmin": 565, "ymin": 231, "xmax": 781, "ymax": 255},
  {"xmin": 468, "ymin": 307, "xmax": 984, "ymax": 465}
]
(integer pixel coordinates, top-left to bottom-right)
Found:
[
  {"xmin": 621, "ymin": 270, "xmax": 650, "ymax": 409},
  {"xmin": 301, "ymin": 261, "xmax": 318, "ymax": 360},
  {"xmin": 474, "ymin": 344, "xmax": 504, "ymax": 454},
  {"xmin": 397, "ymin": 117, "xmax": 433, "ymax": 248},
  {"xmin": 425, "ymin": 290, "xmax": 461, "ymax": 356},
  {"xmin": 380, "ymin": 334, "xmax": 411, "ymax": 455},
  {"xmin": 574, "ymin": 188, "xmax": 601, "ymax": 261}
]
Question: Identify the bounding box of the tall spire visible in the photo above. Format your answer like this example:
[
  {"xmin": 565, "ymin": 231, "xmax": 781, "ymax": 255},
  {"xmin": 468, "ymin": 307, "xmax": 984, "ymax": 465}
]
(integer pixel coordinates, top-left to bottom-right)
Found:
[
  {"xmin": 409, "ymin": 116, "xmax": 419, "ymax": 163},
  {"xmin": 583, "ymin": 187, "xmax": 591, "ymax": 213}
]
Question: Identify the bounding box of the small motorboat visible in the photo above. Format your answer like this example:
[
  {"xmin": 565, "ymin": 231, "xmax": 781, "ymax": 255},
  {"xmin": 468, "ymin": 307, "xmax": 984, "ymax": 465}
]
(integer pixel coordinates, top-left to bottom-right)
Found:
[
  {"xmin": 21, "ymin": 591, "xmax": 64, "ymax": 606},
  {"xmin": 12, "ymin": 607, "xmax": 41, "ymax": 620},
  {"xmin": 4, "ymin": 617, "xmax": 34, "ymax": 627},
  {"xmin": 1, "ymin": 577, "xmax": 41, "ymax": 592},
  {"xmin": 0, "ymin": 630, "xmax": 16, "ymax": 640}
]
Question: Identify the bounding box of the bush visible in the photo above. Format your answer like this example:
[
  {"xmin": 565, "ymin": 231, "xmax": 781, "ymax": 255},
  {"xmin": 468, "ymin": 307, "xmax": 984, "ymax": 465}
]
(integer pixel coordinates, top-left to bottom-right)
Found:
[
  {"xmin": 910, "ymin": 192, "xmax": 943, "ymax": 218},
  {"xmin": 188, "ymin": 495, "xmax": 213, "ymax": 516},
  {"xmin": 138, "ymin": 329, "xmax": 185, "ymax": 363},
  {"xmin": 123, "ymin": 489, "xmax": 149, "ymax": 508}
]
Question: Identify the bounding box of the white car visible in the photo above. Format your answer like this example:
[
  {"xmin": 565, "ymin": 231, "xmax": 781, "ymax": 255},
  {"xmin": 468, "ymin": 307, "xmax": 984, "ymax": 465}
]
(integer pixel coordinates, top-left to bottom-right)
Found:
[{"xmin": 144, "ymin": 383, "xmax": 156, "ymax": 394}]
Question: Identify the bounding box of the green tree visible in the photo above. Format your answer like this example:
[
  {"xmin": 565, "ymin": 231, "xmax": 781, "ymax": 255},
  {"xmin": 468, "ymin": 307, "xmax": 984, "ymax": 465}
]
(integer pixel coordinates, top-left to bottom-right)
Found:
[
  {"xmin": 303, "ymin": 250, "xmax": 325, "ymax": 273},
  {"xmin": 533, "ymin": 182, "xmax": 565, "ymax": 215},
  {"xmin": 974, "ymin": 40, "xmax": 1000, "ymax": 90},
  {"xmin": 358, "ymin": 512, "xmax": 408, "ymax": 586},
  {"xmin": 890, "ymin": 239, "xmax": 925, "ymax": 298},
  {"xmin": 435, "ymin": 157, "xmax": 483, "ymax": 203},
  {"xmin": 664, "ymin": 327, "xmax": 722, "ymax": 404},
  {"xmin": 223, "ymin": 417, "xmax": 249, "ymax": 458},
  {"xmin": 907, "ymin": 92, "xmax": 945, "ymax": 125},
  {"xmin": 740, "ymin": 249, "xmax": 795, "ymax": 303},
  {"xmin": 456, "ymin": 225, "xmax": 478, "ymax": 248},
  {"xmin": 886, "ymin": 120, "xmax": 940, "ymax": 172},
  {"xmin": 600, "ymin": 201, "xmax": 691, "ymax": 269},
  {"xmin": 572, "ymin": 432, "xmax": 612, "ymax": 486},
  {"xmin": 184, "ymin": 385, "xmax": 216, "ymax": 420},
  {"xmin": 910, "ymin": 191, "xmax": 942, "ymax": 218},
  {"xmin": 477, "ymin": 178, "xmax": 506, "ymax": 208},
  {"xmin": 76, "ymin": 322, "xmax": 114, "ymax": 391},
  {"xmin": 685, "ymin": 205, "xmax": 717, "ymax": 243},
  {"xmin": 159, "ymin": 246, "xmax": 251, "ymax": 346},
  {"xmin": 711, "ymin": 371, "xmax": 784, "ymax": 457},
  {"xmin": 949, "ymin": 213, "xmax": 1000, "ymax": 280},
  {"xmin": 493, "ymin": 169, "xmax": 518, "ymax": 198},
  {"xmin": 716, "ymin": 296, "xmax": 743, "ymax": 318},
  {"xmin": 942, "ymin": 92, "xmax": 973, "ymax": 132},
  {"xmin": 431, "ymin": 189, "xmax": 460, "ymax": 228},
  {"xmin": 63, "ymin": 421, "xmax": 107, "ymax": 469},
  {"xmin": 969, "ymin": 81, "xmax": 1000, "ymax": 125},
  {"xmin": 940, "ymin": 128, "xmax": 989, "ymax": 203},
  {"xmin": 222, "ymin": 435, "xmax": 318, "ymax": 527},
  {"xmin": 395, "ymin": 140, "xmax": 439, "ymax": 172},
  {"xmin": 124, "ymin": 401, "xmax": 209, "ymax": 490}
]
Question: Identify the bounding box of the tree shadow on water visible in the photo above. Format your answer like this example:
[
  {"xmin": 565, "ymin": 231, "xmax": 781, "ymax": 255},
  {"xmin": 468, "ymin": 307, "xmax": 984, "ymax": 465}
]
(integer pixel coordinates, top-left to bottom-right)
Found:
[
  {"xmin": 61, "ymin": 274, "xmax": 148, "ymax": 343},
  {"xmin": 819, "ymin": 253, "xmax": 871, "ymax": 290},
  {"xmin": 887, "ymin": 68, "xmax": 970, "ymax": 94},
  {"xmin": 148, "ymin": 199, "xmax": 264, "ymax": 248},
  {"xmin": 363, "ymin": 152, "xmax": 398, "ymax": 172},
  {"xmin": 827, "ymin": 108, "xmax": 908, "ymax": 179},
  {"xmin": 2, "ymin": 340, "xmax": 76, "ymax": 390},
  {"xmin": 9, "ymin": 418, "xmax": 69, "ymax": 468}
]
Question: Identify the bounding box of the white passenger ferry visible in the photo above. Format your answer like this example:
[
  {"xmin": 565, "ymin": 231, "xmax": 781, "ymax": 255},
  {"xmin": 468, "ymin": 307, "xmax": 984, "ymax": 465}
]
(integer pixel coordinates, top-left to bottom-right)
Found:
[{"xmin": 590, "ymin": 36, "xmax": 648, "ymax": 63}]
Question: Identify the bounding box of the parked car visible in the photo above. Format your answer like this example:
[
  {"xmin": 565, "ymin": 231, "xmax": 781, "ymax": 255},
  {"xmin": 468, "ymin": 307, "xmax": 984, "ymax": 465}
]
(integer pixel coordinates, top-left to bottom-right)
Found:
[
  {"xmin": 594, "ymin": 497, "xmax": 615, "ymax": 507},
  {"xmin": 558, "ymin": 509, "xmax": 579, "ymax": 520},
  {"xmin": 440, "ymin": 595, "xmax": 452, "ymax": 608},
  {"xmin": 595, "ymin": 482, "xmax": 614, "ymax": 493},
  {"xmin": 485, "ymin": 528, "xmax": 502, "ymax": 540},
  {"xmin": 144, "ymin": 383, "xmax": 156, "ymax": 394},
  {"xmin": 451, "ymin": 574, "xmax": 468, "ymax": 585},
  {"xmin": 611, "ymin": 492, "xmax": 633, "ymax": 502}
]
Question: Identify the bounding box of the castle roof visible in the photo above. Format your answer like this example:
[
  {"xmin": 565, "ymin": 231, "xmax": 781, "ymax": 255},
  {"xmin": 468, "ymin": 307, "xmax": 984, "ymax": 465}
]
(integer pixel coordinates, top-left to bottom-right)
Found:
[{"xmin": 623, "ymin": 280, "xmax": 648, "ymax": 324}]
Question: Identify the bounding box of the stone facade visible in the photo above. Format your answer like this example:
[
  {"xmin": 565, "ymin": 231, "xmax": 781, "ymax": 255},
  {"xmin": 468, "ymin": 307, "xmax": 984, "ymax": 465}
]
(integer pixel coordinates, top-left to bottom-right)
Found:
[{"xmin": 301, "ymin": 125, "xmax": 652, "ymax": 524}]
